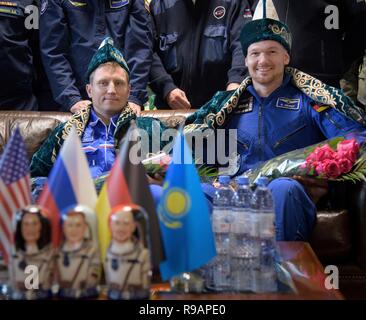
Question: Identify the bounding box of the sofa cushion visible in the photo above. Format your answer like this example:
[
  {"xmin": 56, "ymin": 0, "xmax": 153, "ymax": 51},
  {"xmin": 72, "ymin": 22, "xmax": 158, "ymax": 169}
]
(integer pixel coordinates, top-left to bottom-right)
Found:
[{"xmin": 0, "ymin": 115, "xmax": 64, "ymax": 160}]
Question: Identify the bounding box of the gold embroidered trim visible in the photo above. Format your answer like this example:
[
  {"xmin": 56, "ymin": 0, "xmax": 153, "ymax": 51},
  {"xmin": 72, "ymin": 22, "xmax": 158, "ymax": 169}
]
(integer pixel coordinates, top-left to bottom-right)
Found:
[{"xmin": 268, "ymin": 24, "xmax": 292, "ymax": 47}]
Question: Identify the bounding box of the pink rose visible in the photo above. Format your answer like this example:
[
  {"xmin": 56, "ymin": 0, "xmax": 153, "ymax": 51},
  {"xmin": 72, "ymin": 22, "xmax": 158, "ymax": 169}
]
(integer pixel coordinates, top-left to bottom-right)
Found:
[
  {"xmin": 337, "ymin": 149, "xmax": 357, "ymax": 163},
  {"xmin": 337, "ymin": 157, "xmax": 354, "ymax": 174},
  {"xmin": 337, "ymin": 139, "xmax": 359, "ymax": 162},
  {"xmin": 314, "ymin": 162, "xmax": 325, "ymax": 176},
  {"xmin": 314, "ymin": 144, "xmax": 336, "ymax": 161},
  {"xmin": 305, "ymin": 151, "xmax": 318, "ymax": 165},
  {"xmin": 337, "ymin": 139, "xmax": 360, "ymax": 154},
  {"xmin": 323, "ymin": 159, "xmax": 341, "ymax": 179}
]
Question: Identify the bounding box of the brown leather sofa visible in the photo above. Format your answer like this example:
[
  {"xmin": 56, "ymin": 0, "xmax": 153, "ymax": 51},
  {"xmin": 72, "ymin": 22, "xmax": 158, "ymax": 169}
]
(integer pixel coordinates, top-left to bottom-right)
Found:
[{"xmin": 1, "ymin": 110, "xmax": 365, "ymax": 299}]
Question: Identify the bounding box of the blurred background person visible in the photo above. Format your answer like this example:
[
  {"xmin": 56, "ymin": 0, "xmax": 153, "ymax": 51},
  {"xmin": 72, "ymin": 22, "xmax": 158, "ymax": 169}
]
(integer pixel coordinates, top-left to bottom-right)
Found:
[{"xmin": 148, "ymin": 0, "xmax": 251, "ymax": 109}]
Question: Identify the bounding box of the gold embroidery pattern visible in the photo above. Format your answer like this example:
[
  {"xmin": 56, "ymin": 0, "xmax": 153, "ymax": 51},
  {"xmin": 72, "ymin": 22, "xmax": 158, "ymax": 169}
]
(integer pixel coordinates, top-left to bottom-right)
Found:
[
  {"xmin": 183, "ymin": 123, "xmax": 209, "ymax": 134},
  {"xmin": 115, "ymin": 104, "xmax": 135, "ymax": 128},
  {"xmin": 287, "ymin": 67, "xmax": 366, "ymax": 125},
  {"xmin": 268, "ymin": 24, "xmax": 291, "ymax": 47},
  {"xmin": 53, "ymin": 107, "xmax": 91, "ymax": 161},
  {"xmin": 62, "ymin": 107, "xmax": 90, "ymax": 139},
  {"xmin": 209, "ymin": 77, "xmax": 251, "ymax": 129},
  {"xmin": 287, "ymin": 67, "xmax": 337, "ymax": 107},
  {"xmin": 204, "ymin": 113, "xmax": 215, "ymax": 126}
]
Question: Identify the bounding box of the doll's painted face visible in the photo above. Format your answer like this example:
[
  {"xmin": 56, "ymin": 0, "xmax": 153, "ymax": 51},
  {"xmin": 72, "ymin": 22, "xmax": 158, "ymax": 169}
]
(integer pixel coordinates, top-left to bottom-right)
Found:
[
  {"xmin": 110, "ymin": 209, "xmax": 136, "ymax": 244},
  {"xmin": 21, "ymin": 213, "xmax": 41, "ymax": 245},
  {"xmin": 63, "ymin": 212, "xmax": 87, "ymax": 245}
]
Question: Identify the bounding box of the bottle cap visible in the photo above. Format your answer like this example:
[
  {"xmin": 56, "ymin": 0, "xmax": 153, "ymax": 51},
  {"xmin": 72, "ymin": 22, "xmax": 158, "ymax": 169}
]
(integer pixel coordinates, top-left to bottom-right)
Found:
[{"xmin": 218, "ymin": 175, "xmax": 230, "ymax": 184}]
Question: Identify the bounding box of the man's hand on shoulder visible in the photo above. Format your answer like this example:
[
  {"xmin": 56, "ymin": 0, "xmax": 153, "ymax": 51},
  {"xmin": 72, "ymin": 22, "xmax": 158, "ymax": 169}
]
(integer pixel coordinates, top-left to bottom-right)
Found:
[
  {"xmin": 226, "ymin": 83, "xmax": 240, "ymax": 91},
  {"xmin": 70, "ymin": 100, "xmax": 92, "ymax": 113},
  {"xmin": 128, "ymin": 102, "xmax": 142, "ymax": 116},
  {"xmin": 166, "ymin": 88, "xmax": 192, "ymax": 110},
  {"xmin": 292, "ymin": 176, "xmax": 328, "ymax": 204}
]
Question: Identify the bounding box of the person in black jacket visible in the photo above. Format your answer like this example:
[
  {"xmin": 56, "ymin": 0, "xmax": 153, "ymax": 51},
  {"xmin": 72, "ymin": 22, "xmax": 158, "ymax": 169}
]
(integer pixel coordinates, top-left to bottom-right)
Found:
[
  {"xmin": 248, "ymin": 0, "xmax": 366, "ymax": 88},
  {"xmin": 0, "ymin": 0, "xmax": 38, "ymax": 110},
  {"xmin": 148, "ymin": 0, "xmax": 252, "ymax": 109}
]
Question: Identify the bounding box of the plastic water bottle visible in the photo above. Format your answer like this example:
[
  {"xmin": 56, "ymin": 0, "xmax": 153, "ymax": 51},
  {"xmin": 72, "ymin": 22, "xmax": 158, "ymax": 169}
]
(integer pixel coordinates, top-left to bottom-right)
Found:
[
  {"xmin": 230, "ymin": 176, "xmax": 254, "ymax": 292},
  {"xmin": 250, "ymin": 177, "xmax": 277, "ymax": 293},
  {"xmin": 211, "ymin": 175, "xmax": 234, "ymax": 291}
]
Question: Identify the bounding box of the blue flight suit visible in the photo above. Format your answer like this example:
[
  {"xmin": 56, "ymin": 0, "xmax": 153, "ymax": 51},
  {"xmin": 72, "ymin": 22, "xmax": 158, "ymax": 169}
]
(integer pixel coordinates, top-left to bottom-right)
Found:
[
  {"xmin": 226, "ymin": 74, "xmax": 364, "ymax": 175},
  {"xmin": 204, "ymin": 74, "xmax": 365, "ymax": 241},
  {"xmin": 81, "ymin": 109, "xmax": 162, "ymax": 204},
  {"xmin": 39, "ymin": 0, "xmax": 153, "ymax": 111},
  {"xmin": 0, "ymin": 0, "xmax": 38, "ymax": 110},
  {"xmin": 81, "ymin": 109, "xmax": 119, "ymax": 179}
]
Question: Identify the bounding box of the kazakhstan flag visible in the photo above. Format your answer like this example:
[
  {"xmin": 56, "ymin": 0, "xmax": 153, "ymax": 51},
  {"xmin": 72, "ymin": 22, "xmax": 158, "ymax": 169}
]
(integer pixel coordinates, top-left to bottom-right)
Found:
[{"xmin": 158, "ymin": 131, "xmax": 216, "ymax": 281}]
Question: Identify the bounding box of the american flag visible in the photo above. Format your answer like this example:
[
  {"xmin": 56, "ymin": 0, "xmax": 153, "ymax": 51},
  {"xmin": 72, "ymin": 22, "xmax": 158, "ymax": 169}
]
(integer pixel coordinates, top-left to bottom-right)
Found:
[{"xmin": 0, "ymin": 128, "xmax": 31, "ymax": 265}]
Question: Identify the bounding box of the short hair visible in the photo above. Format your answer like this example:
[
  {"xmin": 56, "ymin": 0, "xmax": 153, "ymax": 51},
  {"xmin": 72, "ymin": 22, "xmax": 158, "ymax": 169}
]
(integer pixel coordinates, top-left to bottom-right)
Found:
[
  {"xmin": 88, "ymin": 61, "xmax": 129, "ymax": 84},
  {"xmin": 61, "ymin": 205, "xmax": 92, "ymax": 241}
]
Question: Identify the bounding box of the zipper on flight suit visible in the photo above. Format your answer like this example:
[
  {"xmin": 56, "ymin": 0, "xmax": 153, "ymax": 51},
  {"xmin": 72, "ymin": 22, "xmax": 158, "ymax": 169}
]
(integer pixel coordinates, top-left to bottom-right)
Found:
[
  {"xmin": 272, "ymin": 124, "xmax": 307, "ymax": 149},
  {"xmin": 324, "ymin": 111, "xmax": 344, "ymax": 132},
  {"xmin": 258, "ymin": 103, "xmax": 264, "ymax": 160}
]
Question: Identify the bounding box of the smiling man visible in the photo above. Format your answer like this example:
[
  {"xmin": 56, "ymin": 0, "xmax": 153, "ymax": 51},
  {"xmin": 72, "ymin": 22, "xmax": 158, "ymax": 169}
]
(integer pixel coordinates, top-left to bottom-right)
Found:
[{"xmin": 185, "ymin": 0, "xmax": 366, "ymax": 241}]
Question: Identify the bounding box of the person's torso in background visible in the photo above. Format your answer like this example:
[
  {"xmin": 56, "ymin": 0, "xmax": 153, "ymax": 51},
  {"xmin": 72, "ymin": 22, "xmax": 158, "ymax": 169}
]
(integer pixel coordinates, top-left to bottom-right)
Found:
[
  {"xmin": 0, "ymin": 0, "xmax": 38, "ymax": 110},
  {"xmin": 54, "ymin": 0, "xmax": 132, "ymax": 98},
  {"xmin": 151, "ymin": 0, "xmax": 246, "ymax": 107}
]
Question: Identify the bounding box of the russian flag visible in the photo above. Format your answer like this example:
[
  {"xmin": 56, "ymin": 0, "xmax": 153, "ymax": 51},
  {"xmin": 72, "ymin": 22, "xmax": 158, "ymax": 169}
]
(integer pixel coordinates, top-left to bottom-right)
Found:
[{"xmin": 38, "ymin": 126, "xmax": 97, "ymax": 247}]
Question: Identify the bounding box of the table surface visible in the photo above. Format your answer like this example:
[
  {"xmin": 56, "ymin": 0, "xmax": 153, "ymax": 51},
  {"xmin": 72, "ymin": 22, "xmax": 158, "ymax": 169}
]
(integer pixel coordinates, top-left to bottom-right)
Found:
[{"xmin": 150, "ymin": 241, "xmax": 344, "ymax": 300}]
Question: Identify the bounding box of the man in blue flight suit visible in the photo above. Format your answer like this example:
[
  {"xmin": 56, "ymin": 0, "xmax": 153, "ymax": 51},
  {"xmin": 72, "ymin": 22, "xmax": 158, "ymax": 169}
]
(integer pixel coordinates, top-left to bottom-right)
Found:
[
  {"xmin": 184, "ymin": 0, "xmax": 366, "ymax": 241},
  {"xmin": 39, "ymin": 0, "xmax": 152, "ymax": 114},
  {"xmin": 148, "ymin": 0, "xmax": 251, "ymax": 110},
  {"xmin": 30, "ymin": 38, "xmax": 164, "ymax": 202},
  {"xmin": 0, "ymin": 0, "xmax": 38, "ymax": 110}
]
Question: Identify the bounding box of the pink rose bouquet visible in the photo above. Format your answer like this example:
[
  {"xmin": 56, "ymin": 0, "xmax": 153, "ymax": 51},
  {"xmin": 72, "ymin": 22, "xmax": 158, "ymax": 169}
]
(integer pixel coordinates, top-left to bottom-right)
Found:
[{"xmin": 245, "ymin": 134, "xmax": 366, "ymax": 183}]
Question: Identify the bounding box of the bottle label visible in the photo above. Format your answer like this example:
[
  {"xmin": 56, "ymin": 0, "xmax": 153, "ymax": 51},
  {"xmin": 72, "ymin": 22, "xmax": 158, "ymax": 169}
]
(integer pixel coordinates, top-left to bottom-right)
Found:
[
  {"xmin": 212, "ymin": 209, "xmax": 231, "ymax": 233},
  {"xmin": 260, "ymin": 214, "xmax": 275, "ymax": 238}
]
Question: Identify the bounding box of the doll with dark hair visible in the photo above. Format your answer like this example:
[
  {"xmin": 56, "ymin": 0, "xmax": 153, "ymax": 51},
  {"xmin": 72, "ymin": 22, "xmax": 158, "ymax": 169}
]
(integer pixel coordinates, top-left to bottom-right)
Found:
[
  {"xmin": 55, "ymin": 205, "xmax": 100, "ymax": 299},
  {"xmin": 10, "ymin": 205, "xmax": 54, "ymax": 300}
]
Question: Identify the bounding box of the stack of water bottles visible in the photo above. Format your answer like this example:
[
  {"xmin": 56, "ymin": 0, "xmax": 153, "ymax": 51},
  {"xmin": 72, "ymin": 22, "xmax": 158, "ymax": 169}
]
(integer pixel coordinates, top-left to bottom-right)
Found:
[{"xmin": 208, "ymin": 175, "xmax": 277, "ymax": 293}]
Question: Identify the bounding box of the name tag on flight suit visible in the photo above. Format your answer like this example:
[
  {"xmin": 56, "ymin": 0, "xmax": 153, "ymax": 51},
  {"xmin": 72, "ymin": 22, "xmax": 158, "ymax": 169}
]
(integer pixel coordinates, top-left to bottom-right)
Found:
[{"xmin": 276, "ymin": 97, "xmax": 300, "ymax": 110}]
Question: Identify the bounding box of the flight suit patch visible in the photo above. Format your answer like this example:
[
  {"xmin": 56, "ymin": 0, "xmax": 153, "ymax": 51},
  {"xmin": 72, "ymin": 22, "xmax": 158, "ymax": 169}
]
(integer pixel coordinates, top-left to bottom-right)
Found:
[
  {"xmin": 109, "ymin": 0, "xmax": 129, "ymax": 9},
  {"xmin": 312, "ymin": 103, "xmax": 330, "ymax": 113},
  {"xmin": 235, "ymin": 97, "xmax": 253, "ymax": 114},
  {"xmin": 276, "ymin": 97, "xmax": 300, "ymax": 110}
]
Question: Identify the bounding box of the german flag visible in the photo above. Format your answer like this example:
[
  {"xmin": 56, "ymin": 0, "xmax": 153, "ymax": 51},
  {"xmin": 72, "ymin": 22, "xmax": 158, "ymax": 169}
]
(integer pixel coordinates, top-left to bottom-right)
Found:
[{"xmin": 96, "ymin": 122, "xmax": 164, "ymax": 269}]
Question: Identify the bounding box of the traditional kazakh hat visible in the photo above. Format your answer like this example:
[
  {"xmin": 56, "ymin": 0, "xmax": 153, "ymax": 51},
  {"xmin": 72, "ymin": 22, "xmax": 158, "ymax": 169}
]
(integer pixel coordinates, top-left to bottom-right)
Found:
[
  {"xmin": 85, "ymin": 37, "xmax": 130, "ymax": 83},
  {"xmin": 240, "ymin": 0, "xmax": 292, "ymax": 56}
]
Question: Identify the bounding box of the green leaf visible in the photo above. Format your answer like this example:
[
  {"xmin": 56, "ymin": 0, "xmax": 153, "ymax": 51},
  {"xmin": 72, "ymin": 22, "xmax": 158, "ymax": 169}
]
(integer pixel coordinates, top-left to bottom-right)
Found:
[{"xmin": 328, "ymin": 137, "xmax": 344, "ymax": 150}]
